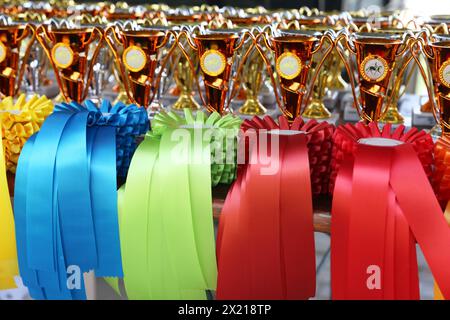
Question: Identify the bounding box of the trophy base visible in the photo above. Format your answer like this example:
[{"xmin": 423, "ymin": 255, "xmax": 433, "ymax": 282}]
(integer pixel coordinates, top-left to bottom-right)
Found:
[
  {"xmin": 379, "ymin": 107, "xmax": 405, "ymax": 125},
  {"xmin": 114, "ymin": 91, "xmax": 130, "ymax": 105},
  {"xmin": 302, "ymin": 100, "xmax": 332, "ymax": 119},
  {"xmin": 52, "ymin": 93, "xmax": 65, "ymax": 104},
  {"xmin": 238, "ymin": 106, "xmax": 280, "ymax": 120},
  {"xmin": 238, "ymin": 98, "xmax": 267, "ymax": 116},
  {"xmin": 171, "ymin": 93, "xmax": 201, "ymax": 111}
]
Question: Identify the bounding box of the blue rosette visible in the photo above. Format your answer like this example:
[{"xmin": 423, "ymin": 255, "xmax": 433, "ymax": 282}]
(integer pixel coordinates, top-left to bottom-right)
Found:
[{"xmin": 14, "ymin": 99, "xmax": 147, "ymax": 300}]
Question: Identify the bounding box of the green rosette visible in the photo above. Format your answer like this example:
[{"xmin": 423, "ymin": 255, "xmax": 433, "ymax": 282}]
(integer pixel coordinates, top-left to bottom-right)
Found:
[
  {"xmin": 113, "ymin": 118, "xmax": 220, "ymax": 299},
  {"xmin": 151, "ymin": 109, "xmax": 242, "ymax": 186}
]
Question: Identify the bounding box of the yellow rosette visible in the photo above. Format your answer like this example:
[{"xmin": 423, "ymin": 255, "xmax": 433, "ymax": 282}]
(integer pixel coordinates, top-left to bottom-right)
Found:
[{"xmin": 0, "ymin": 94, "xmax": 53, "ymax": 174}]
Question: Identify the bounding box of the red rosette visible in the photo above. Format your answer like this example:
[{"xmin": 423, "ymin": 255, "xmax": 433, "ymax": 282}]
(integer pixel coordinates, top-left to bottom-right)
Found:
[
  {"xmin": 217, "ymin": 115, "xmax": 333, "ymax": 299},
  {"xmin": 240, "ymin": 115, "xmax": 335, "ymax": 195},
  {"xmin": 434, "ymin": 136, "xmax": 450, "ymax": 202},
  {"xmin": 329, "ymin": 122, "xmax": 434, "ymax": 194},
  {"xmin": 330, "ymin": 122, "xmax": 450, "ymax": 300}
]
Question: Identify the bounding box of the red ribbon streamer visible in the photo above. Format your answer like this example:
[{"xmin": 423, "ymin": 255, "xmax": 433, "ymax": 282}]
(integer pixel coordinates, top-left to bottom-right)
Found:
[
  {"xmin": 331, "ymin": 123, "xmax": 450, "ymax": 299},
  {"xmin": 217, "ymin": 116, "xmax": 333, "ymax": 299}
]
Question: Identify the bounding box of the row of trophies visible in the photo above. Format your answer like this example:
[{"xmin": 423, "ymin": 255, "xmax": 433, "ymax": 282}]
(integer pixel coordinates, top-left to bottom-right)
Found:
[{"xmin": 0, "ymin": 2, "xmax": 449, "ymax": 135}]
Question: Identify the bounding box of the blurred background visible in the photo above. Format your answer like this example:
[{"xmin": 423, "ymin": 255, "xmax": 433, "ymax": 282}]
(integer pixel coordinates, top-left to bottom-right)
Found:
[{"xmin": 74, "ymin": 0, "xmax": 448, "ymax": 16}]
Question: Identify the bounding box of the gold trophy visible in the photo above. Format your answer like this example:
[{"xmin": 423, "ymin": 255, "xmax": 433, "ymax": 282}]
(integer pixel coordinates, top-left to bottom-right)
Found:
[
  {"xmin": 254, "ymin": 29, "xmax": 335, "ymax": 121},
  {"xmin": 419, "ymin": 23, "xmax": 448, "ymax": 114},
  {"xmin": 227, "ymin": 26, "xmax": 268, "ymax": 116},
  {"xmin": 411, "ymin": 33, "xmax": 450, "ymax": 136},
  {"xmin": 36, "ymin": 23, "xmax": 104, "ymax": 103},
  {"xmin": 105, "ymin": 25, "xmax": 176, "ymax": 111},
  {"xmin": 0, "ymin": 21, "xmax": 35, "ymax": 98},
  {"xmin": 171, "ymin": 45, "xmax": 200, "ymax": 110},
  {"xmin": 374, "ymin": 29, "xmax": 416, "ymax": 124},
  {"xmin": 335, "ymin": 30, "xmax": 411, "ymax": 123},
  {"xmin": 177, "ymin": 28, "xmax": 248, "ymax": 114},
  {"xmin": 237, "ymin": 43, "xmax": 266, "ymax": 115}
]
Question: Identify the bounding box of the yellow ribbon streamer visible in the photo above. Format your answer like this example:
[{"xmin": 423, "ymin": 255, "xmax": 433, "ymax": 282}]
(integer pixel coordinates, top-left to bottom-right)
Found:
[
  {"xmin": 0, "ymin": 113, "xmax": 18, "ymax": 289},
  {"xmin": 0, "ymin": 94, "xmax": 53, "ymax": 173}
]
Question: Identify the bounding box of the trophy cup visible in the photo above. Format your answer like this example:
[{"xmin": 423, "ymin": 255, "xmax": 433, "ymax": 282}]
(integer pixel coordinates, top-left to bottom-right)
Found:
[
  {"xmin": 373, "ymin": 28, "xmax": 416, "ymax": 124},
  {"xmin": 253, "ymin": 29, "xmax": 335, "ymax": 121},
  {"xmin": 410, "ymin": 33, "xmax": 450, "ymax": 137},
  {"xmin": 105, "ymin": 25, "xmax": 176, "ymax": 113},
  {"xmin": 225, "ymin": 26, "xmax": 269, "ymax": 116},
  {"xmin": 289, "ymin": 25, "xmax": 342, "ymax": 120},
  {"xmin": 237, "ymin": 41, "xmax": 266, "ymax": 115},
  {"xmin": 416, "ymin": 23, "xmax": 448, "ymax": 125},
  {"xmin": 177, "ymin": 28, "xmax": 249, "ymax": 114},
  {"xmin": 0, "ymin": 19, "xmax": 35, "ymax": 98},
  {"xmin": 335, "ymin": 30, "xmax": 411, "ymax": 123},
  {"xmin": 36, "ymin": 23, "xmax": 104, "ymax": 103},
  {"xmin": 170, "ymin": 28, "xmax": 201, "ymax": 111},
  {"xmin": 66, "ymin": 14, "xmax": 112, "ymax": 104},
  {"xmin": 11, "ymin": 12, "xmax": 55, "ymax": 98}
]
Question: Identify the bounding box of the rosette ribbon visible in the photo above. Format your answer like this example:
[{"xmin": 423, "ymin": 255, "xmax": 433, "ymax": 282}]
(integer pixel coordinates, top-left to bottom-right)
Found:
[
  {"xmin": 151, "ymin": 109, "xmax": 242, "ymax": 186},
  {"xmin": 114, "ymin": 109, "xmax": 229, "ymax": 299},
  {"xmin": 82, "ymin": 100, "xmax": 149, "ymax": 177},
  {"xmin": 216, "ymin": 115, "xmax": 334, "ymax": 300},
  {"xmin": 12, "ymin": 100, "xmax": 145, "ymax": 299},
  {"xmin": 432, "ymin": 136, "xmax": 450, "ymax": 299},
  {"xmin": 330, "ymin": 123, "xmax": 450, "ymax": 299},
  {"xmin": 0, "ymin": 94, "xmax": 53, "ymax": 174},
  {"xmin": 0, "ymin": 115, "xmax": 18, "ymax": 289}
]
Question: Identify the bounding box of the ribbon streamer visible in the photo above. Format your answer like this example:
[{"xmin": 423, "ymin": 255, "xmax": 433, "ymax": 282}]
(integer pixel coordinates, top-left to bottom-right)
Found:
[
  {"xmin": 117, "ymin": 110, "xmax": 222, "ymax": 299},
  {"xmin": 331, "ymin": 123, "xmax": 450, "ymax": 299},
  {"xmin": 0, "ymin": 94, "xmax": 53, "ymax": 174},
  {"xmin": 151, "ymin": 109, "xmax": 242, "ymax": 186},
  {"xmin": 0, "ymin": 114, "xmax": 18, "ymax": 289},
  {"xmin": 217, "ymin": 115, "xmax": 333, "ymax": 299},
  {"xmin": 13, "ymin": 100, "xmax": 138, "ymax": 299}
]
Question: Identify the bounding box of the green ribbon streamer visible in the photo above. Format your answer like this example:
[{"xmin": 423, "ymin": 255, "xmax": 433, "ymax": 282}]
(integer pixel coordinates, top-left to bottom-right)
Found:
[{"xmin": 112, "ymin": 110, "xmax": 228, "ymax": 299}]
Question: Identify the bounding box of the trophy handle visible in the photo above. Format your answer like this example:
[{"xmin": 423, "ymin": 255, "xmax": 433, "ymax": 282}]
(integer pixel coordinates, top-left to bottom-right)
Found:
[
  {"xmin": 105, "ymin": 25, "xmax": 133, "ymax": 105},
  {"xmin": 233, "ymin": 30, "xmax": 251, "ymax": 51},
  {"xmin": 358, "ymin": 23, "xmax": 373, "ymax": 33},
  {"xmin": 179, "ymin": 29, "xmax": 198, "ymax": 51},
  {"xmin": 409, "ymin": 38, "xmax": 441, "ymax": 126},
  {"xmin": 36, "ymin": 24, "xmax": 68, "ymax": 101},
  {"xmin": 303, "ymin": 32, "xmax": 336, "ymax": 114},
  {"xmin": 382, "ymin": 44, "xmax": 415, "ymax": 119},
  {"xmin": 16, "ymin": 23, "xmax": 36, "ymax": 96},
  {"xmin": 341, "ymin": 29, "xmax": 357, "ymax": 55},
  {"xmin": 254, "ymin": 32, "xmax": 290, "ymax": 118},
  {"xmin": 335, "ymin": 32, "xmax": 363, "ymax": 120},
  {"xmin": 286, "ymin": 20, "xmax": 301, "ymax": 30},
  {"xmin": 175, "ymin": 30, "xmax": 208, "ymax": 108},
  {"xmin": 149, "ymin": 31, "xmax": 178, "ymax": 103},
  {"xmin": 228, "ymin": 30, "xmax": 258, "ymax": 104},
  {"xmin": 82, "ymin": 27, "xmax": 105, "ymax": 101}
]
